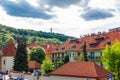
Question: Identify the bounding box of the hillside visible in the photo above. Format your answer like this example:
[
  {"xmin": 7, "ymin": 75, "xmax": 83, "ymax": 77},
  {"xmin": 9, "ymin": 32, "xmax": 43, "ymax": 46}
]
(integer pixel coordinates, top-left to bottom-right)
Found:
[{"xmin": 0, "ymin": 24, "xmax": 74, "ymax": 47}]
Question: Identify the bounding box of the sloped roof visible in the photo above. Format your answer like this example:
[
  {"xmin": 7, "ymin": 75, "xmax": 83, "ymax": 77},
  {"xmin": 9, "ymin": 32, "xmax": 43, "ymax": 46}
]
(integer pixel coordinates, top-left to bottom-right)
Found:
[
  {"xmin": 3, "ymin": 40, "xmax": 16, "ymax": 57},
  {"xmin": 51, "ymin": 30, "xmax": 120, "ymax": 53},
  {"xmin": 28, "ymin": 61, "xmax": 41, "ymax": 69},
  {"xmin": 49, "ymin": 62, "xmax": 114, "ymax": 78},
  {"xmin": 45, "ymin": 43, "xmax": 57, "ymax": 53},
  {"xmin": 27, "ymin": 43, "xmax": 42, "ymax": 49},
  {"xmin": 27, "ymin": 43, "xmax": 57, "ymax": 53}
]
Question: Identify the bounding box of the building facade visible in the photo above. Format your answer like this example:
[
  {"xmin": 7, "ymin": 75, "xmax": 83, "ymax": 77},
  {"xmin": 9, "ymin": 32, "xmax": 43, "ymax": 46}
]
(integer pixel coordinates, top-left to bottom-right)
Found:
[
  {"xmin": 2, "ymin": 40, "xmax": 16, "ymax": 72},
  {"xmin": 2, "ymin": 40, "xmax": 57, "ymax": 71},
  {"xmin": 50, "ymin": 27, "xmax": 120, "ymax": 65}
]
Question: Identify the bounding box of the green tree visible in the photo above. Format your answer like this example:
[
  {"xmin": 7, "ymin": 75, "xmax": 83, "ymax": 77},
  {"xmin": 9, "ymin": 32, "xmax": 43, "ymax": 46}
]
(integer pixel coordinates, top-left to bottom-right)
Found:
[
  {"xmin": 83, "ymin": 41, "xmax": 88, "ymax": 61},
  {"xmin": 41, "ymin": 59, "xmax": 54, "ymax": 74},
  {"xmin": 13, "ymin": 39, "xmax": 29, "ymax": 72},
  {"xmin": 74, "ymin": 53, "xmax": 84, "ymax": 62},
  {"xmin": 102, "ymin": 40, "xmax": 120, "ymax": 80},
  {"xmin": 63, "ymin": 55, "xmax": 69, "ymax": 63},
  {"xmin": 54, "ymin": 60, "xmax": 64, "ymax": 69},
  {"xmin": 30, "ymin": 46, "xmax": 46, "ymax": 64}
]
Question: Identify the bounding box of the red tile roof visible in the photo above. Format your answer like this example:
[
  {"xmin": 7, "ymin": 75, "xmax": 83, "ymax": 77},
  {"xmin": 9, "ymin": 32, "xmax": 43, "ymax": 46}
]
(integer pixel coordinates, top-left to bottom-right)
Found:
[
  {"xmin": 28, "ymin": 61, "xmax": 41, "ymax": 69},
  {"xmin": 49, "ymin": 62, "xmax": 114, "ymax": 78},
  {"xmin": 27, "ymin": 43, "xmax": 42, "ymax": 49},
  {"xmin": 51, "ymin": 30, "xmax": 120, "ymax": 53},
  {"xmin": 45, "ymin": 43, "xmax": 57, "ymax": 53},
  {"xmin": 27, "ymin": 43, "xmax": 57, "ymax": 53},
  {"xmin": 3, "ymin": 40, "xmax": 16, "ymax": 57}
]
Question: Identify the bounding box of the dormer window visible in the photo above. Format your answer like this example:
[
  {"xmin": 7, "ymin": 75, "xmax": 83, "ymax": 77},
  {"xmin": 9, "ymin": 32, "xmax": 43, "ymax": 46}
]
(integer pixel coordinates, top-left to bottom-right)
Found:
[
  {"xmin": 105, "ymin": 41, "xmax": 111, "ymax": 46},
  {"xmin": 89, "ymin": 43, "xmax": 97, "ymax": 47},
  {"xmin": 70, "ymin": 39, "xmax": 79, "ymax": 43},
  {"xmin": 95, "ymin": 37, "xmax": 104, "ymax": 43},
  {"xmin": 56, "ymin": 48, "xmax": 59, "ymax": 51},
  {"xmin": 71, "ymin": 45, "xmax": 76, "ymax": 49},
  {"xmin": 61, "ymin": 47, "xmax": 65, "ymax": 50},
  {"xmin": 76, "ymin": 40, "xmax": 79, "ymax": 43}
]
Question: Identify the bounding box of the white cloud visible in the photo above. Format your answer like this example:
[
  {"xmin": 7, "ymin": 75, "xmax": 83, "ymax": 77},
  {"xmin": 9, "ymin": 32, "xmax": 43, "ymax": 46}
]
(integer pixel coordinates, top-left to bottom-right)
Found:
[
  {"xmin": 0, "ymin": 0, "xmax": 120, "ymax": 38},
  {"xmin": 26, "ymin": 0, "xmax": 39, "ymax": 7},
  {"xmin": 89, "ymin": 0, "xmax": 117, "ymax": 10}
]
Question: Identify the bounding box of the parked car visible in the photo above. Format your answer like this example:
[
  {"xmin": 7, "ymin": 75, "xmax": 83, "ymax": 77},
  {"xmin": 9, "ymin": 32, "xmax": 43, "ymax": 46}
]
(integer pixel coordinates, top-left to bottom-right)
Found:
[{"xmin": 0, "ymin": 74, "xmax": 3, "ymax": 80}]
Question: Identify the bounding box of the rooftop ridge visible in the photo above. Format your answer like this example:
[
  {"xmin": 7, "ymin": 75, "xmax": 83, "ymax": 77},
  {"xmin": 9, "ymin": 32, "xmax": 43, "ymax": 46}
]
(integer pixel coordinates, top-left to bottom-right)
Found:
[{"xmin": 3, "ymin": 39, "xmax": 16, "ymax": 56}]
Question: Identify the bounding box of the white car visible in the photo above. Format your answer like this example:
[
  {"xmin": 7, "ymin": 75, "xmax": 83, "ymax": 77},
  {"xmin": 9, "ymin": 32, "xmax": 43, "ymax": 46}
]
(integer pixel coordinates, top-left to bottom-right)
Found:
[{"xmin": 0, "ymin": 74, "xmax": 3, "ymax": 80}]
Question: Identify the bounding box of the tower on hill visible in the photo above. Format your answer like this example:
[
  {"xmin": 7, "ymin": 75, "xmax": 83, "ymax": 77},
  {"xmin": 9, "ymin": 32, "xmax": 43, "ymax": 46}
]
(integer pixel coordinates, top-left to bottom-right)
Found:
[{"xmin": 50, "ymin": 27, "xmax": 52, "ymax": 33}]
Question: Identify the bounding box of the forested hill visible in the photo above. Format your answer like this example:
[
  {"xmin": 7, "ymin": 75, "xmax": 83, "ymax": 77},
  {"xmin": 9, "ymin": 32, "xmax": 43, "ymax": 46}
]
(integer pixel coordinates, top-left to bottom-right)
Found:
[{"xmin": 0, "ymin": 24, "xmax": 74, "ymax": 47}]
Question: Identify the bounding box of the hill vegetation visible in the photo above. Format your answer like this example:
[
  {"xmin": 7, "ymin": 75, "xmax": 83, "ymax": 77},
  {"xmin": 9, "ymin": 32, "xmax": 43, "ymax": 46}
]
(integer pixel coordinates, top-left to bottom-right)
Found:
[{"xmin": 0, "ymin": 24, "xmax": 74, "ymax": 47}]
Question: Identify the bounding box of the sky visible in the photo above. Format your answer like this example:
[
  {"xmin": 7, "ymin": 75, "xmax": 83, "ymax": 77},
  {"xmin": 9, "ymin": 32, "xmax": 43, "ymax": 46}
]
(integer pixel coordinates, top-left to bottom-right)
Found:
[{"xmin": 0, "ymin": 0, "xmax": 120, "ymax": 37}]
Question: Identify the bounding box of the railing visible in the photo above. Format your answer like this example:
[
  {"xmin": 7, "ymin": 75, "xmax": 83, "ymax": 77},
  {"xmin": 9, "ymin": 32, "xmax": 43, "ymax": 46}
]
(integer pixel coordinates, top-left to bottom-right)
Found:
[{"xmin": 87, "ymin": 56, "xmax": 100, "ymax": 60}]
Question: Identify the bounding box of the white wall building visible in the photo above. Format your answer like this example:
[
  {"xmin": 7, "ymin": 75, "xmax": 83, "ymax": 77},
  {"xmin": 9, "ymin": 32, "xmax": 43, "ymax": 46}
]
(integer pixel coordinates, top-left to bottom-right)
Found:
[
  {"xmin": 2, "ymin": 57, "xmax": 14, "ymax": 72},
  {"xmin": 2, "ymin": 40, "xmax": 16, "ymax": 72}
]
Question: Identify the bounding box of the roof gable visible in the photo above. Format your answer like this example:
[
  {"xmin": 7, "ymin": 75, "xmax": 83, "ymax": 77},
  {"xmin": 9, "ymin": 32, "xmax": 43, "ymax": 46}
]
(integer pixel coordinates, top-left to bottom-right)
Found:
[{"xmin": 3, "ymin": 40, "xmax": 16, "ymax": 57}]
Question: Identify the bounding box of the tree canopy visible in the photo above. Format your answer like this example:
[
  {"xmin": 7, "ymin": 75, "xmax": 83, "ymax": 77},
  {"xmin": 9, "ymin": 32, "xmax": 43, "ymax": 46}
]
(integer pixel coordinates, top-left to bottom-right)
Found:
[
  {"xmin": 41, "ymin": 59, "xmax": 54, "ymax": 74},
  {"xmin": 0, "ymin": 24, "xmax": 74, "ymax": 47},
  {"xmin": 13, "ymin": 39, "xmax": 29, "ymax": 72},
  {"xmin": 102, "ymin": 40, "xmax": 120, "ymax": 80},
  {"xmin": 63, "ymin": 55, "xmax": 69, "ymax": 64},
  {"xmin": 54, "ymin": 60, "xmax": 64, "ymax": 69},
  {"xmin": 74, "ymin": 53, "xmax": 84, "ymax": 62},
  {"xmin": 30, "ymin": 46, "xmax": 46, "ymax": 64},
  {"xmin": 83, "ymin": 41, "xmax": 88, "ymax": 61}
]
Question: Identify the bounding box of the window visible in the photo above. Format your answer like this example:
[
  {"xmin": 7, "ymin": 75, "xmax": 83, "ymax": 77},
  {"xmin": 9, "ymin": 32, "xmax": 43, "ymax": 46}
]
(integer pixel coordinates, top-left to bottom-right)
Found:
[
  {"xmin": 62, "ymin": 54, "xmax": 64, "ymax": 59},
  {"xmin": 57, "ymin": 54, "xmax": 60, "ymax": 59},
  {"xmin": 61, "ymin": 47, "xmax": 65, "ymax": 50},
  {"xmin": 71, "ymin": 45, "xmax": 76, "ymax": 49},
  {"xmin": 105, "ymin": 41, "xmax": 111, "ymax": 46},
  {"xmin": 3, "ymin": 60, "xmax": 5, "ymax": 65},
  {"xmin": 86, "ymin": 78, "xmax": 91, "ymax": 80},
  {"xmin": 96, "ymin": 56, "xmax": 100, "ymax": 59},
  {"xmin": 89, "ymin": 43, "xmax": 97, "ymax": 47},
  {"xmin": 78, "ymin": 53, "xmax": 80, "ymax": 56},
  {"xmin": 56, "ymin": 48, "xmax": 59, "ymax": 51},
  {"xmin": 69, "ymin": 53, "xmax": 71, "ymax": 57},
  {"xmin": 51, "ymin": 54, "xmax": 54, "ymax": 59},
  {"xmin": 90, "ymin": 52, "xmax": 95, "ymax": 59}
]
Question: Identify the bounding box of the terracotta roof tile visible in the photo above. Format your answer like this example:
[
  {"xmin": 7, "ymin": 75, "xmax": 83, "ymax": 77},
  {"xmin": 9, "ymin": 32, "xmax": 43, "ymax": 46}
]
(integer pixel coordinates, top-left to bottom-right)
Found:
[
  {"xmin": 3, "ymin": 40, "xmax": 16, "ymax": 57},
  {"xmin": 52, "ymin": 30, "xmax": 120, "ymax": 53},
  {"xmin": 27, "ymin": 43, "xmax": 57, "ymax": 53},
  {"xmin": 49, "ymin": 62, "xmax": 114, "ymax": 78},
  {"xmin": 27, "ymin": 43, "xmax": 41, "ymax": 49},
  {"xmin": 28, "ymin": 61, "xmax": 41, "ymax": 69}
]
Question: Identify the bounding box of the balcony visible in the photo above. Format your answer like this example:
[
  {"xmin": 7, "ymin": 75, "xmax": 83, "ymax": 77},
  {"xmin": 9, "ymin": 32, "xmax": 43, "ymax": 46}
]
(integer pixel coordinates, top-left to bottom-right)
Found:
[{"xmin": 87, "ymin": 55, "xmax": 100, "ymax": 60}]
